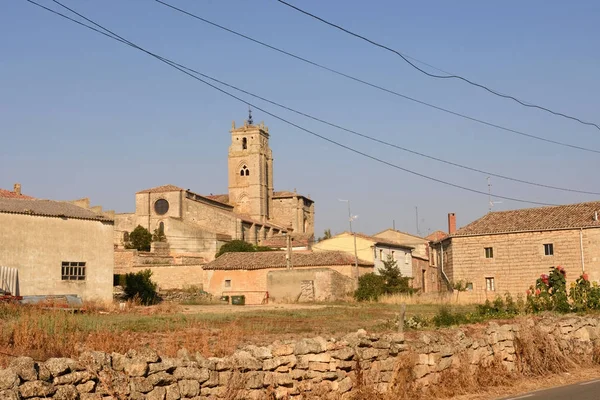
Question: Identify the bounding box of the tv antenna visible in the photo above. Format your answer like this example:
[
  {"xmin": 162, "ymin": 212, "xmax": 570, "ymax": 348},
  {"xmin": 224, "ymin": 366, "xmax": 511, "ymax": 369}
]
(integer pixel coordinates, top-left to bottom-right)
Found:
[{"xmin": 488, "ymin": 177, "xmax": 503, "ymax": 212}]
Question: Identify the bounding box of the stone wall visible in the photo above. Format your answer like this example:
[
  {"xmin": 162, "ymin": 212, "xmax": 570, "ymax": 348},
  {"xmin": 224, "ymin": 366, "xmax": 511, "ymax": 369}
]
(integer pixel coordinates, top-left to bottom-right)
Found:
[
  {"xmin": 266, "ymin": 269, "xmax": 354, "ymax": 303},
  {"xmin": 1, "ymin": 316, "xmax": 599, "ymax": 399}
]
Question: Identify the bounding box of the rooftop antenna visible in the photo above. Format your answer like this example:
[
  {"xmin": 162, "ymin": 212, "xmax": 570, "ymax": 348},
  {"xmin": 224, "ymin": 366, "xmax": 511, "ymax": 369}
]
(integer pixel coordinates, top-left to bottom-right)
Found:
[
  {"xmin": 415, "ymin": 206, "xmax": 421, "ymax": 236},
  {"xmin": 488, "ymin": 177, "xmax": 502, "ymax": 212},
  {"xmin": 247, "ymin": 106, "xmax": 253, "ymax": 125}
]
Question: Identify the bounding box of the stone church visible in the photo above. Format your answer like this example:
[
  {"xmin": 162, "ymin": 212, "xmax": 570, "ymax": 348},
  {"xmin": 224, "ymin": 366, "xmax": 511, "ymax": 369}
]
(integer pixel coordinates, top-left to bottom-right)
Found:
[{"xmin": 114, "ymin": 116, "xmax": 315, "ymax": 260}]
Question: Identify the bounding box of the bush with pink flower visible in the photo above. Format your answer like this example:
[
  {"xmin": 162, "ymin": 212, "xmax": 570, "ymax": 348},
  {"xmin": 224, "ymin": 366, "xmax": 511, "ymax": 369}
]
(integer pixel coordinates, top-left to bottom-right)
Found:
[{"xmin": 526, "ymin": 266, "xmax": 569, "ymax": 313}]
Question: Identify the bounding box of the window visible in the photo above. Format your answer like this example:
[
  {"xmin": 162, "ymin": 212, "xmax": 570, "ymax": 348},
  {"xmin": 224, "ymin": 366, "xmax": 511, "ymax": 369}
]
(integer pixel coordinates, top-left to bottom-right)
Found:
[
  {"xmin": 405, "ymin": 253, "xmax": 410, "ymax": 264},
  {"xmin": 242, "ymin": 137, "xmax": 247, "ymax": 149},
  {"xmin": 379, "ymin": 249, "xmax": 383, "ymax": 259},
  {"xmin": 123, "ymin": 232, "xmax": 129, "ymax": 242},
  {"xmin": 484, "ymin": 247, "xmax": 494, "ymax": 259},
  {"xmin": 224, "ymin": 279, "xmax": 231, "ymax": 288},
  {"xmin": 391, "ymin": 250, "xmax": 395, "ymax": 257},
  {"xmin": 466, "ymin": 282, "xmax": 473, "ymax": 291},
  {"xmin": 154, "ymin": 199, "xmax": 169, "ymax": 215},
  {"xmin": 240, "ymin": 165, "xmax": 249, "ymax": 176},
  {"xmin": 485, "ymin": 277, "xmax": 495, "ymax": 291},
  {"xmin": 544, "ymin": 243, "xmax": 554, "ymax": 256},
  {"xmin": 62, "ymin": 262, "xmax": 86, "ymax": 281}
]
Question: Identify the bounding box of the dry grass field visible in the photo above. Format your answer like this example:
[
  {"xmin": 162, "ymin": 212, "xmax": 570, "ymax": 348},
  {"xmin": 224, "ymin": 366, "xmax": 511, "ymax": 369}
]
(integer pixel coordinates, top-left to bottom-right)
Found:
[{"xmin": 0, "ymin": 301, "xmax": 476, "ymax": 366}]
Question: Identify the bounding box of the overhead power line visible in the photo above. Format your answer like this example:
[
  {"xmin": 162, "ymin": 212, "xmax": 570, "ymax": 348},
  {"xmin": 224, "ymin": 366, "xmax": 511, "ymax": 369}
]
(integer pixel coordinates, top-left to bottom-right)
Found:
[
  {"xmin": 153, "ymin": 0, "xmax": 600, "ymax": 155},
  {"xmin": 275, "ymin": 0, "xmax": 600, "ymax": 132},
  {"xmin": 26, "ymin": 0, "xmax": 561, "ymax": 207},
  {"xmin": 43, "ymin": 1, "xmax": 600, "ymax": 196}
]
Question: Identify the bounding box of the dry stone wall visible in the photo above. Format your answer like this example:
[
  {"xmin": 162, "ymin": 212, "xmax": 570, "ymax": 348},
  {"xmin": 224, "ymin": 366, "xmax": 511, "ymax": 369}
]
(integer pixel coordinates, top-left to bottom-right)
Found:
[{"xmin": 1, "ymin": 316, "xmax": 600, "ymax": 399}]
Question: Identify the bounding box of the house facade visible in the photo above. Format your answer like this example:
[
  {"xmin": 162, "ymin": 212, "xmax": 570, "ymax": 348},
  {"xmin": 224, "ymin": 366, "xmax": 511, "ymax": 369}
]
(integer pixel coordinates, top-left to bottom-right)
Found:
[
  {"xmin": 312, "ymin": 232, "xmax": 414, "ymax": 279},
  {"xmin": 0, "ymin": 195, "xmax": 114, "ymax": 302},
  {"xmin": 203, "ymin": 251, "xmax": 373, "ymax": 304},
  {"xmin": 437, "ymin": 202, "xmax": 600, "ymax": 301},
  {"xmin": 374, "ymin": 229, "xmax": 441, "ymax": 293}
]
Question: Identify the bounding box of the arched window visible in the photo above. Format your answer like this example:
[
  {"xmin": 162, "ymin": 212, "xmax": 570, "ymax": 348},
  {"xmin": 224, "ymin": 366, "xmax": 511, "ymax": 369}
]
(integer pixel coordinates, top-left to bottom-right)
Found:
[
  {"xmin": 123, "ymin": 232, "xmax": 129, "ymax": 242},
  {"xmin": 158, "ymin": 222, "xmax": 165, "ymax": 235},
  {"xmin": 240, "ymin": 165, "xmax": 249, "ymax": 176},
  {"xmin": 242, "ymin": 137, "xmax": 247, "ymax": 150}
]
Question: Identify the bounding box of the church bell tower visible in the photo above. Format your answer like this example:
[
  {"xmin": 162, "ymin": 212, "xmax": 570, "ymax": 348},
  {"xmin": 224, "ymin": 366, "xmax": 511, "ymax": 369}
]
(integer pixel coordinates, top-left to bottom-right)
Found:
[{"xmin": 228, "ymin": 110, "xmax": 273, "ymax": 222}]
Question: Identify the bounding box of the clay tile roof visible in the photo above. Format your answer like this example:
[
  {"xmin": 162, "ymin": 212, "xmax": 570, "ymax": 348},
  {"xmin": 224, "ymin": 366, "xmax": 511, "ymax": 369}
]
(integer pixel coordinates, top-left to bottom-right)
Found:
[
  {"xmin": 426, "ymin": 230, "xmax": 448, "ymax": 242},
  {"xmin": 273, "ymin": 191, "xmax": 313, "ymax": 202},
  {"xmin": 0, "ymin": 189, "xmax": 34, "ymax": 199},
  {"xmin": 205, "ymin": 194, "xmax": 230, "ymax": 205},
  {"xmin": 204, "ymin": 250, "xmax": 373, "ymax": 270},
  {"xmin": 337, "ymin": 232, "xmax": 414, "ymax": 249},
  {"xmin": 453, "ymin": 201, "xmax": 600, "ymax": 237},
  {"xmin": 261, "ymin": 234, "xmax": 314, "ymax": 247},
  {"xmin": 273, "ymin": 191, "xmax": 296, "ymax": 198},
  {"xmin": 0, "ymin": 198, "xmax": 113, "ymax": 222},
  {"xmin": 136, "ymin": 184, "xmax": 184, "ymax": 194}
]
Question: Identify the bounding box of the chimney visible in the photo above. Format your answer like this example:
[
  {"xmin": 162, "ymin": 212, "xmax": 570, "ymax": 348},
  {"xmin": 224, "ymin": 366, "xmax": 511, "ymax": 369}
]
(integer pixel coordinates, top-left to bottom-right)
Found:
[
  {"xmin": 448, "ymin": 213, "xmax": 456, "ymax": 235},
  {"xmin": 13, "ymin": 183, "xmax": 21, "ymax": 196}
]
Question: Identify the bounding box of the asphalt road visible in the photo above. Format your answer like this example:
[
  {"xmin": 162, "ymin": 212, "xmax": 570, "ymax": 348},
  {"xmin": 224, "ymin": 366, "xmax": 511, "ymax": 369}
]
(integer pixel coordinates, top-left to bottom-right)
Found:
[{"xmin": 499, "ymin": 378, "xmax": 600, "ymax": 400}]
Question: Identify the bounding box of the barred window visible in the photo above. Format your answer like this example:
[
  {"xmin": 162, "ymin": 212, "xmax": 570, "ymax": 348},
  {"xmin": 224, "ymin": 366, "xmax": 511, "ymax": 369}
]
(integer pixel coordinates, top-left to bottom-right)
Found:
[{"xmin": 61, "ymin": 261, "xmax": 86, "ymax": 281}]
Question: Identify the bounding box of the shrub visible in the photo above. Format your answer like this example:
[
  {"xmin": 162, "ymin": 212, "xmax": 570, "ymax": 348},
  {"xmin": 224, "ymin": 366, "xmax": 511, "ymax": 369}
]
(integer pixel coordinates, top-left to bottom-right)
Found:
[
  {"xmin": 123, "ymin": 269, "xmax": 159, "ymax": 305},
  {"xmin": 215, "ymin": 240, "xmax": 275, "ymax": 258},
  {"xmin": 569, "ymin": 273, "xmax": 600, "ymax": 312},
  {"xmin": 354, "ymin": 273, "xmax": 386, "ymax": 301},
  {"xmin": 125, "ymin": 225, "xmax": 152, "ymax": 251},
  {"xmin": 526, "ymin": 266, "xmax": 569, "ymax": 313},
  {"xmin": 432, "ymin": 306, "xmax": 468, "ymax": 327}
]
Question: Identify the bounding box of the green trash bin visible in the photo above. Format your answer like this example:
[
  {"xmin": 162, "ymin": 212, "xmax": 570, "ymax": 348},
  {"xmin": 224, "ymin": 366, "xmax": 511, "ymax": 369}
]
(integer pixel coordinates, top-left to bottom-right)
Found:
[
  {"xmin": 231, "ymin": 295, "xmax": 245, "ymax": 306},
  {"xmin": 219, "ymin": 296, "xmax": 229, "ymax": 303}
]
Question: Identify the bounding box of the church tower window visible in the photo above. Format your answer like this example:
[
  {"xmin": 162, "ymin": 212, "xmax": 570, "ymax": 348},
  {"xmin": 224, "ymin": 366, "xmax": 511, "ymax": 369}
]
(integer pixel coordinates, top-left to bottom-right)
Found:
[
  {"xmin": 240, "ymin": 165, "xmax": 249, "ymax": 176},
  {"xmin": 242, "ymin": 137, "xmax": 247, "ymax": 150}
]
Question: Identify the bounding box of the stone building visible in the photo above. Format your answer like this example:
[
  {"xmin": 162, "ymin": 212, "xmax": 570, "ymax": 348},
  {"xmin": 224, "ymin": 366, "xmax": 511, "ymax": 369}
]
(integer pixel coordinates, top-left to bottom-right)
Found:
[
  {"xmin": 114, "ymin": 117, "xmax": 314, "ymax": 261},
  {"xmin": 374, "ymin": 229, "xmax": 440, "ymax": 293},
  {"xmin": 312, "ymin": 232, "xmax": 414, "ymax": 280},
  {"xmin": 0, "ymin": 194, "xmax": 114, "ymax": 302},
  {"xmin": 203, "ymin": 251, "xmax": 373, "ymax": 304},
  {"xmin": 435, "ymin": 202, "xmax": 600, "ymax": 301}
]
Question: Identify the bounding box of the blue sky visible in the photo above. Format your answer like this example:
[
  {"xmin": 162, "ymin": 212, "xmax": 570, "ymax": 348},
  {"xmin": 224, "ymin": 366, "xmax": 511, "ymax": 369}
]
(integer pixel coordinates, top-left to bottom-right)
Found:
[{"xmin": 2, "ymin": 0, "xmax": 599, "ymax": 237}]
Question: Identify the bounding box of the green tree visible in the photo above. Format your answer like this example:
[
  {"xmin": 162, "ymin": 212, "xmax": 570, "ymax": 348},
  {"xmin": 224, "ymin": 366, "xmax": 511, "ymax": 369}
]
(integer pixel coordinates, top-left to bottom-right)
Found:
[
  {"xmin": 215, "ymin": 240, "xmax": 256, "ymax": 258},
  {"xmin": 125, "ymin": 225, "xmax": 152, "ymax": 251},
  {"xmin": 354, "ymin": 273, "xmax": 386, "ymax": 301},
  {"xmin": 318, "ymin": 229, "xmax": 332, "ymax": 242},
  {"xmin": 380, "ymin": 255, "xmax": 413, "ymax": 294},
  {"xmin": 123, "ymin": 269, "xmax": 159, "ymax": 305}
]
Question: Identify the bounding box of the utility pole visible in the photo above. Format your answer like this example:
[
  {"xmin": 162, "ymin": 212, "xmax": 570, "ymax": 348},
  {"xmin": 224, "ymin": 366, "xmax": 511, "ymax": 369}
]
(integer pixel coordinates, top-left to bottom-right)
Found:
[
  {"xmin": 286, "ymin": 235, "xmax": 293, "ymax": 269},
  {"xmin": 339, "ymin": 199, "xmax": 359, "ymax": 284}
]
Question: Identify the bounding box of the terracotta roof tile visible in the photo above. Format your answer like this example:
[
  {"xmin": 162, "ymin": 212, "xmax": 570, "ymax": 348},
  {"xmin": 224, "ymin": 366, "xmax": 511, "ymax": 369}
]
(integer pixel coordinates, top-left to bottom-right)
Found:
[
  {"xmin": 454, "ymin": 201, "xmax": 600, "ymax": 237},
  {"xmin": 331, "ymin": 232, "xmax": 414, "ymax": 249},
  {"xmin": 260, "ymin": 234, "xmax": 314, "ymax": 247},
  {"xmin": 136, "ymin": 184, "xmax": 184, "ymax": 194},
  {"xmin": 0, "ymin": 198, "xmax": 113, "ymax": 222},
  {"xmin": 205, "ymin": 194, "xmax": 230, "ymax": 205},
  {"xmin": 273, "ymin": 191, "xmax": 313, "ymax": 202},
  {"xmin": 205, "ymin": 250, "xmax": 373, "ymax": 270},
  {"xmin": 426, "ymin": 230, "xmax": 448, "ymax": 242},
  {"xmin": 0, "ymin": 189, "xmax": 34, "ymax": 199}
]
